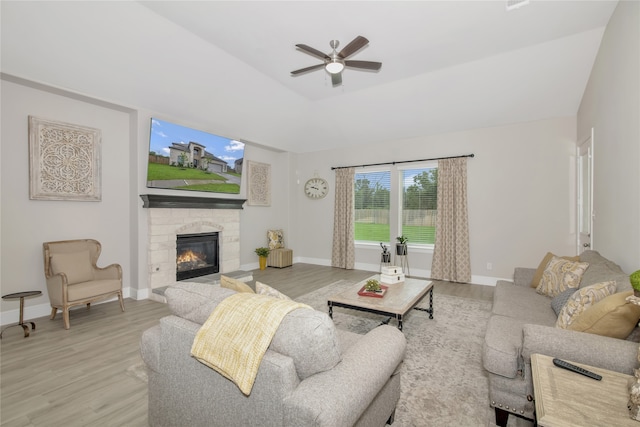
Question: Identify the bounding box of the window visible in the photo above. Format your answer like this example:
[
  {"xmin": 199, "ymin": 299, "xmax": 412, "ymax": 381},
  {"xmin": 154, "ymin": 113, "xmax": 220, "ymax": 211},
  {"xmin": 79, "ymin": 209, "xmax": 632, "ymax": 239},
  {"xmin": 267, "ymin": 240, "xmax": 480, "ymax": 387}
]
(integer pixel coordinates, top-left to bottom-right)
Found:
[
  {"xmin": 400, "ymin": 166, "xmax": 437, "ymax": 245},
  {"xmin": 354, "ymin": 170, "xmax": 391, "ymax": 243},
  {"xmin": 354, "ymin": 164, "xmax": 438, "ymax": 247}
]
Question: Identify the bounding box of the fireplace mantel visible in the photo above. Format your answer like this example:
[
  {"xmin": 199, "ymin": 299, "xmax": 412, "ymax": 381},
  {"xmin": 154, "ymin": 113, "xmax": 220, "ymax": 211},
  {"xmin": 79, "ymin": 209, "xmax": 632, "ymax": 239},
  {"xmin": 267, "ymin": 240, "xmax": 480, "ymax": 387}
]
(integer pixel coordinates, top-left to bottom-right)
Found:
[{"xmin": 140, "ymin": 194, "xmax": 246, "ymax": 210}]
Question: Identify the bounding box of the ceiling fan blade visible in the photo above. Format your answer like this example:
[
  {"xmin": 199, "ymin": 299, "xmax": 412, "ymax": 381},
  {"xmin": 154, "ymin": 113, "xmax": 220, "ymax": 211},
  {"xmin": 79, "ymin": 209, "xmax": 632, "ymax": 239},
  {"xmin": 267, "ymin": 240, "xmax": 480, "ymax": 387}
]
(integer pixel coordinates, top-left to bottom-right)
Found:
[
  {"xmin": 295, "ymin": 44, "xmax": 330, "ymax": 61},
  {"xmin": 345, "ymin": 60, "xmax": 382, "ymax": 71},
  {"xmin": 331, "ymin": 72, "xmax": 342, "ymax": 86},
  {"xmin": 338, "ymin": 36, "xmax": 369, "ymax": 59},
  {"xmin": 291, "ymin": 63, "xmax": 325, "ymax": 75}
]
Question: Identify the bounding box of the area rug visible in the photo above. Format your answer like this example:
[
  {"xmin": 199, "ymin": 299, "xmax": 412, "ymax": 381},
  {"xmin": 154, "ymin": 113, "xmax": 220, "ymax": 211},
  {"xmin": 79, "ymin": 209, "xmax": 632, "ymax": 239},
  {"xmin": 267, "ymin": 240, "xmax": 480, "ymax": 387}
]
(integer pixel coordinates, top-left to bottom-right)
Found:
[{"xmin": 296, "ymin": 279, "xmax": 532, "ymax": 427}]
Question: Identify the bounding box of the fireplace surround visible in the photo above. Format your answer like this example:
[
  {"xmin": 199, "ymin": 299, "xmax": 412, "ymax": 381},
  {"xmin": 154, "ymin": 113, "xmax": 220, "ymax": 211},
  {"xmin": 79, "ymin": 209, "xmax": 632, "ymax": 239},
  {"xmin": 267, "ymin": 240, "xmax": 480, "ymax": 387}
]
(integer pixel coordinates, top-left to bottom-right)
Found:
[{"xmin": 141, "ymin": 195, "xmax": 245, "ymax": 301}]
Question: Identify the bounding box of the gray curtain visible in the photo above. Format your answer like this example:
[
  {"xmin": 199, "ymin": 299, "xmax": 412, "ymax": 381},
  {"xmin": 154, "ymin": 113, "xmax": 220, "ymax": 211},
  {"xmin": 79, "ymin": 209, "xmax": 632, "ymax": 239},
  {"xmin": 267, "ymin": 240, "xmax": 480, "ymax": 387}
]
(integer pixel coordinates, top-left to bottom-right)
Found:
[
  {"xmin": 331, "ymin": 168, "xmax": 355, "ymax": 269},
  {"xmin": 431, "ymin": 158, "xmax": 471, "ymax": 282}
]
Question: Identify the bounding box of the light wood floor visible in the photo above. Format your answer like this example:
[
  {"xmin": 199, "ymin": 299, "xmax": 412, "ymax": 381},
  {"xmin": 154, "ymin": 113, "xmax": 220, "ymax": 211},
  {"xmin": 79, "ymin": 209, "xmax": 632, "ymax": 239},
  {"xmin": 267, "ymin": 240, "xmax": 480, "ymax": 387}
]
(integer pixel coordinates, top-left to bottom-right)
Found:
[{"xmin": 0, "ymin": 264, "xmax": 493, "ymax": 426}]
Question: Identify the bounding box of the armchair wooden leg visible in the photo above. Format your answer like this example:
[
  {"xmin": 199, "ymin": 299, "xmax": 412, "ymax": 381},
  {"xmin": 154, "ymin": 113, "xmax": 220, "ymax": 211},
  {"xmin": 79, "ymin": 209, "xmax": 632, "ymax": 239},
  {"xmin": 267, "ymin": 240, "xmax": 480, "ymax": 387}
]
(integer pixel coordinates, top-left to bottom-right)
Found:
[
  {"xmin": 50, "ymin": 307, "xmax": 57, "ymax": 320},
  {"xmin": 118, "ymin": 292, "xmax": 125, "ymax": 312},
  {"xmin": 63, "ymin": 309, "xmax": 70, "ymax": 330}
]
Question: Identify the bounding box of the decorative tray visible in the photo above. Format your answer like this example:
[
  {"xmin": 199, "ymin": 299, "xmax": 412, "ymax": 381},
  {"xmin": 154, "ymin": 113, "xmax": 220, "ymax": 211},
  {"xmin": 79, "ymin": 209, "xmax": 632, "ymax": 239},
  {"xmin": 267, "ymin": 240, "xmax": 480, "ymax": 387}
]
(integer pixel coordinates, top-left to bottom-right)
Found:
[{"xmin": 357, "ymin": 284, "xmax": 389, "ymax": 298}]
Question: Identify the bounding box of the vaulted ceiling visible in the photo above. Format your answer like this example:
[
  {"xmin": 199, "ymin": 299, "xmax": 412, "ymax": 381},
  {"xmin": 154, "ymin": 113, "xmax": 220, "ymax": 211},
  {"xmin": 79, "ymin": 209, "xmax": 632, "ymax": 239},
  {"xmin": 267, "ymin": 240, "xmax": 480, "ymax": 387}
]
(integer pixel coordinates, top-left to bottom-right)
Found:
[{"xmin": 1, "ymin": 1, "xmax": 617, "ymax": 153}]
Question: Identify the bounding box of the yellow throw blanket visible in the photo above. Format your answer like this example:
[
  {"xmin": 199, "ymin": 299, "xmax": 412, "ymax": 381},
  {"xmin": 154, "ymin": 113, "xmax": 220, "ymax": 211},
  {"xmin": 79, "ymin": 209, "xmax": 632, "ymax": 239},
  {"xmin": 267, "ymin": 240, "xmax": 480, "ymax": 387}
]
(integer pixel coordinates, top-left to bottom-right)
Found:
[{"xmin": 190, "ymin": 293, "xmax": 310, "ymax": 395}]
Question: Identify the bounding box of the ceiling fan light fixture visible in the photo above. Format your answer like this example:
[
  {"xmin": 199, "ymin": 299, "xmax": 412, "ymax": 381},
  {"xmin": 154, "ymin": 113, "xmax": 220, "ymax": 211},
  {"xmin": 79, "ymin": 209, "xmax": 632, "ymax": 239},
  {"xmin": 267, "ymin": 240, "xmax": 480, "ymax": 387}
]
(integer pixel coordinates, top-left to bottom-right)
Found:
[{"xmin": 325, "ymin": 60, "xmax": 344, "ymax": 74}]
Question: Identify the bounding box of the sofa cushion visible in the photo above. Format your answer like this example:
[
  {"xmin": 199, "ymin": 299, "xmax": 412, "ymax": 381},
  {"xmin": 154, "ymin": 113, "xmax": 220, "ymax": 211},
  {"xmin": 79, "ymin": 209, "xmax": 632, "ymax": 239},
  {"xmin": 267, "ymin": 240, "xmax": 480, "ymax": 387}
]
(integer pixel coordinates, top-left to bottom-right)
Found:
[
  {"xmin": 555, "ymin": 281, "xmax": 616, "ymax": 329},
  {"xmin": 531, "ymin": 252, "xmax": 579, "ymax": 288},
  {"xmin": 551, "ymin": 287, "xmax": 576, "ymax": 316},
  {"xmin": 256, "ymin": 281, "xmax": 291, "ymax": 300},
  {"xmin": 220, "ymin": 275, "xmax": 255, "ymax": 293},
  {"xmin": 568, "ymin": 290, "xmax": 640, "ymax": 338},
  {"xmin": 579, "ymin": 250, "xmax": 632, "ymax": 292},
  {"xmin": 483, "ymin": 315, "xmax": 527, "ymax": 378},
  {"xmin": 165, "ymin": 282, "xmax": 237, "ymax": 324},
  {"xmin": 164, "ymin": 281, "xmax": 342, "ymax": 380},
  {"xmin": 50, "ymin": 250, "xmax": 93, "ymax": 284},
  {"xmin": 67, "ymin": 279, "xmax": 121, "ymax": 301},
  {"xmin": 492, "ymin": 282, "xmax": 557, "ymax": 325},
  {"xmin": 536, "ymin": 256, "xmax": 589, "ymax": 297}
]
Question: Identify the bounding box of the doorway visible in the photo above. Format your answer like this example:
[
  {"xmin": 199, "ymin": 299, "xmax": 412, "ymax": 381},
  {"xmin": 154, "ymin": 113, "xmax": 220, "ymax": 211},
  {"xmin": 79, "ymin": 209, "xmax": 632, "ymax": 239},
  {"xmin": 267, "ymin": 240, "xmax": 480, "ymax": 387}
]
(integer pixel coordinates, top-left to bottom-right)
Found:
[{"xmin": 577, "ymin": 128, "xmax": 594, "ymax": 254}]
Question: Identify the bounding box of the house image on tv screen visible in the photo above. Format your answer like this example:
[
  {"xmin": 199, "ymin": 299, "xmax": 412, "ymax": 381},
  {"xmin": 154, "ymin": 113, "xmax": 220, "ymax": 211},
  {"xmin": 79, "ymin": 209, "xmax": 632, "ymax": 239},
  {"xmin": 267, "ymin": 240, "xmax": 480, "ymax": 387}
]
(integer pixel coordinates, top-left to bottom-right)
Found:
[
  {"xmin": 169, "ymin": 141, "xmax": 230, "ymax": 173},
  {"xmin": 146, "ymin": 118, "xmax": 245, "ymax": 195}
]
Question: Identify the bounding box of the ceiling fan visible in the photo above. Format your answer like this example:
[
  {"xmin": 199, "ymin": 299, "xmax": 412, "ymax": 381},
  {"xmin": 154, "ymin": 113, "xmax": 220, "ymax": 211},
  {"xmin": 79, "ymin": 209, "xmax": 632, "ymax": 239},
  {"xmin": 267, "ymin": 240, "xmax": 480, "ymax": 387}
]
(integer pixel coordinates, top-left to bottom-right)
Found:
[{"xmin": 291, "ymin": 35, "xmax": 382, "ymax": 86}]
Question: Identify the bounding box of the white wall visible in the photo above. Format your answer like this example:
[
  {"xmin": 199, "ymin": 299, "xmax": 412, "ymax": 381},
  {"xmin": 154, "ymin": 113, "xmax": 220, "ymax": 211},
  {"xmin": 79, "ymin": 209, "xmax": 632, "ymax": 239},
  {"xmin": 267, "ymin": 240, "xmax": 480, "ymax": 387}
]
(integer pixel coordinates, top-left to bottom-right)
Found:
[
  {"xmin": 293, "ymin": 117, "xmax": 578, "ymax": 282},
  {"xmin": 577, "ymin": 0, "xmax": 640, "ymax": 273},
  {"xmin": 0, "ymin": 77, "xmax": 292, "ymax": 324},
  {"xmin": 1, "ymin": 78, "xmax": 134, "ymax": 324},
  {"xmin": 239, "ymin": 150, "xmax": 293, "ymax": 270}
]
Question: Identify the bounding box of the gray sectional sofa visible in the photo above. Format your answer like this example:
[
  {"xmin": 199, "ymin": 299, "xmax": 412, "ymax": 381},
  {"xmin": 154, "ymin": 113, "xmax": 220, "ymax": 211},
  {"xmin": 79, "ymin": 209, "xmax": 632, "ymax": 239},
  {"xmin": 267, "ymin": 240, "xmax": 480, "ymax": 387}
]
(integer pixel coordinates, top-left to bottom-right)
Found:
[
  {"xmin": 483, "ymin": 250, "xmax": 640, "ymax": 426},
  {"xmin": 140, "ymin": 282, "xmax": 407, "ymax": 427}
]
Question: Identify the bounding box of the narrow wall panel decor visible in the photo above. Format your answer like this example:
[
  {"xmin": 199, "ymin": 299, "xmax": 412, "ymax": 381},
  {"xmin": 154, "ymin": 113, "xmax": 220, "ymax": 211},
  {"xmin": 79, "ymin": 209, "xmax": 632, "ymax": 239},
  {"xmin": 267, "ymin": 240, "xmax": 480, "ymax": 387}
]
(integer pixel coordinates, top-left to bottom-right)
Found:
[
  {"xmin": 247, "ymin": 160, "xmax": 271, "ymax": 206},
  {"xmin": 28, "ymin": 116, "xmax": 101, "ymax": 201}
]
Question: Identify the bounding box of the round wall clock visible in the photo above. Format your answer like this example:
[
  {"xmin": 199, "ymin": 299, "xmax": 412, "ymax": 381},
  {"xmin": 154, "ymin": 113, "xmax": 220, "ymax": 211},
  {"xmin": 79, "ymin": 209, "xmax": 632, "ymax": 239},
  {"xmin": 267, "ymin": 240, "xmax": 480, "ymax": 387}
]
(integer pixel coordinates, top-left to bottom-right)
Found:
[{"xmin": 304, "ymin": 177, "xmax": 329, "ymax": 199}]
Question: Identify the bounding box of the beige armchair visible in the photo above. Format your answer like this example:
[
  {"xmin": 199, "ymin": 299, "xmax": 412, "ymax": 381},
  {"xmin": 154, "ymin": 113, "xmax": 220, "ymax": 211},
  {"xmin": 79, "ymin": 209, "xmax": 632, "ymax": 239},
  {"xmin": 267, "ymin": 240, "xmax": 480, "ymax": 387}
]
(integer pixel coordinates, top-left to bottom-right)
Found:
[{"xmin": 43, "ymin": 239, "xmax": 124, "ymax": 329}]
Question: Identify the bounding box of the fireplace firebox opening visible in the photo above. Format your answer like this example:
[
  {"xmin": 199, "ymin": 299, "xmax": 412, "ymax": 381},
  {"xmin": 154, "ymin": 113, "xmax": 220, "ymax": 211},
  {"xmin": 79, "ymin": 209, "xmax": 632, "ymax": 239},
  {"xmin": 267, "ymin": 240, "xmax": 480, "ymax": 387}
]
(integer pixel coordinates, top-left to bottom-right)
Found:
[{"xmin": 176, "ymin": 232, "xmax": 219, "ymax": 281}]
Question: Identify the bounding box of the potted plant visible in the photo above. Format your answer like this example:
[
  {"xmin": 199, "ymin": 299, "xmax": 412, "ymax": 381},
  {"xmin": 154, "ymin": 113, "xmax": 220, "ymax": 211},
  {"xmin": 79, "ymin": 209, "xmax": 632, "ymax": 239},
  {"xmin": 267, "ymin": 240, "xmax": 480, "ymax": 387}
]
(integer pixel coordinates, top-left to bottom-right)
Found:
[
  {"xmin": 255, "ymin": 247, "xmax": 270, "ymax": 270},
  {"xmin": 364, "ymin": 279, "xmax": 382, "ymax": 293},
  {"xmin": 380, "ymin": 242, "xmax": 391, "ymax": 264},
  {"xmin": 631, "ymin": 270, "xmax": 640, "ymax": 297},
  {"xmin": 396, "ymin": 235, "xmax": 408, "ymax": 256}
]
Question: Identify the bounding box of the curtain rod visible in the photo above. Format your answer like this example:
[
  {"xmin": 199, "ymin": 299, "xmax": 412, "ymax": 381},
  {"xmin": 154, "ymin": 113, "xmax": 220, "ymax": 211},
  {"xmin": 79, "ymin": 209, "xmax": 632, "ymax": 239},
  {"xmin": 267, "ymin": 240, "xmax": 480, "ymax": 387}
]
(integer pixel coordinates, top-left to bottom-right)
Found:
[{"xmin": 331, "ymin": 153, "xmax": 474, "ymax": 170}]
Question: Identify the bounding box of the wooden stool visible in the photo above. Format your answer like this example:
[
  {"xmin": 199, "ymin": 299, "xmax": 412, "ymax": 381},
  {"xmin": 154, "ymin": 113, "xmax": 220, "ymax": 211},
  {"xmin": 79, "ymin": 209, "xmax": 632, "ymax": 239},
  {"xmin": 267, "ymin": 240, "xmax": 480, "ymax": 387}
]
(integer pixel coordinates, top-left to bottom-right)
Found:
[{"xmin": 0, "ymin": 290, "xmax": 42, "ymax": 338}]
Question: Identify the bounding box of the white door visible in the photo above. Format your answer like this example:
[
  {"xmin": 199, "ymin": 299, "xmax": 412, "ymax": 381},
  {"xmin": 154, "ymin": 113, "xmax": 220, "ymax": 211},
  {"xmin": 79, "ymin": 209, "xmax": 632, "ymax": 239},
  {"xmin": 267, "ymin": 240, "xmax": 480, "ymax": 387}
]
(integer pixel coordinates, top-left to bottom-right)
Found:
[{"xmin": 577, "ymin": 129, "xmax": 594, "ymax": 253}]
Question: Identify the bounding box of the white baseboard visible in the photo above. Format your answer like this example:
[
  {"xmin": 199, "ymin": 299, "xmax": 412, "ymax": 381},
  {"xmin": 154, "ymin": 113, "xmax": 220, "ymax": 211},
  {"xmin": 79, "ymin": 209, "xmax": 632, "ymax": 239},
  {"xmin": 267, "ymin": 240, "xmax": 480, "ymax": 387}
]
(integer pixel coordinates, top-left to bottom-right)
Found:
[
  {"xmin": 0, "ymin": 286, "xmax": 141, "ymax": 327},
  {"xmin": 297, "ymin": 258, "xmax": 507, "ymax": 286}
]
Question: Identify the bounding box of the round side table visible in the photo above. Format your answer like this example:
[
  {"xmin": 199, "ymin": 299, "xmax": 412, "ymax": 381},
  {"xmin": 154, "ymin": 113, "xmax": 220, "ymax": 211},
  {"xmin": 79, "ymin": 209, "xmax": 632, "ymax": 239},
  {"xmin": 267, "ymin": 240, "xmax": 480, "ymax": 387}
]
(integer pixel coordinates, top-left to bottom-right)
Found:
[{"xmin": 0, "ymin": 290, "xmax": 42, "ymax": 339}]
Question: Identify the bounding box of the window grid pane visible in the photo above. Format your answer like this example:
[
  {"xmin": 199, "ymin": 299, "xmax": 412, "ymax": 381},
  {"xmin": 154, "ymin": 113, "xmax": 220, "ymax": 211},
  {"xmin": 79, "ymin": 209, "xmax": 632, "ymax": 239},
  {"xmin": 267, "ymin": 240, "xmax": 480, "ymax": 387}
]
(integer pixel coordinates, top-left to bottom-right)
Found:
[
  {"xmin": 401, "ymin": 167, "xmax": 437, "ymax": 244},
  {"xmin": 354, "ymin": 171, "xmax": 391, "ymax": 242}
]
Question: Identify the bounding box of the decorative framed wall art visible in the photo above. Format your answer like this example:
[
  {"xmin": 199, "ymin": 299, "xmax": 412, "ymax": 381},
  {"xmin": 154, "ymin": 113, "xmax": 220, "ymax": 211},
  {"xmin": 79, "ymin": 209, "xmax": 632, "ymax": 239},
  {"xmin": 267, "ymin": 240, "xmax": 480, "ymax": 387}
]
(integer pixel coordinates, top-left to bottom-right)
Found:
[
  {"xmin": 246, "ymin": 160, "xmax": 271, "ymax": 206},
  {"xmin": 28, "ymin": 116, "xmax": 102, "ymax": 201}
]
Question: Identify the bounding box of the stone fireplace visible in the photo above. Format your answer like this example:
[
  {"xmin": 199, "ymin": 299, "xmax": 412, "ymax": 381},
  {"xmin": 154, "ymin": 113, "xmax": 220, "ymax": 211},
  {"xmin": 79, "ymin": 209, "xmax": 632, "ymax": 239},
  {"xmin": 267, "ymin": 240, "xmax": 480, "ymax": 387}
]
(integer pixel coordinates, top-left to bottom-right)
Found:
[{"xmin": 141, "ymin": 195, "xmax": 245, "ymax": 301}]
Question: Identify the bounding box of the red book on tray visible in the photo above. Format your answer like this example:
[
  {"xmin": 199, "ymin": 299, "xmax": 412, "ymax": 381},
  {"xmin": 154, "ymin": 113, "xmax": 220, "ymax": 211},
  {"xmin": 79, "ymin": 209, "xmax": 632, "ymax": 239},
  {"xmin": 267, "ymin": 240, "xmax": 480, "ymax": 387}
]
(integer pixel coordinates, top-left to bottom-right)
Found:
[{"xmin": 357, "ymin": 285, "xmax": 389, "ymax": 298}]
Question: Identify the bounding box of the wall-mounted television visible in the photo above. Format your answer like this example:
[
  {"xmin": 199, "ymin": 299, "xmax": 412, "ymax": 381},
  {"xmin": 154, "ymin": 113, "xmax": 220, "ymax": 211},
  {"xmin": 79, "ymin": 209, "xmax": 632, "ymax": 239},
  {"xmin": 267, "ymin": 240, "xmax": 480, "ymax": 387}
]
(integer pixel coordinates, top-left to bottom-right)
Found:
[{"xmin": 146, "ymin": 118, "xmax": 245, "ymax": 195}]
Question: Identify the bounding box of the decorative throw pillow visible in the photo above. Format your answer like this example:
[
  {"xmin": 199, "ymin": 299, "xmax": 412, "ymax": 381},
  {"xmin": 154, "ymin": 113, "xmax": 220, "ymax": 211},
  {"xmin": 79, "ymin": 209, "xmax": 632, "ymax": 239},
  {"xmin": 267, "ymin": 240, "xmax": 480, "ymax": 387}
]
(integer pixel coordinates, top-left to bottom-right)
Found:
[
  {"xmin": 531, "ymin": 252, "xmax": 580, "ymax": 288},
  {"xmin": 256, "ymin": 281, "xmax": 291, "ymax": 300},
  {"xmin": 220, "ymin": 275, "xmax": 255, "ymax": 293},
  {"xmin": 50, "ymin": 251, "xmax": 93, "ymax": 284},
  {"xmin": 536, "ymin": 256, "xmax": 589, "ymax": 297},
  {"xmin": 556, "ymin": 281, "xmax": 616, "ymax": 329},
  {"xmin": 568, "ymin": 290, "xmax": 640, "ymax": 339},
  {"xmin": 551, "ymin": 287, "xmax": 577, "ymax": 316},
  {"xmin": 267, "ymin": 229, "xmax": 284, "ymax": 250},
  {"xmin": 270, "ymin": 307, "xmax": 342, "ymax": 379}
]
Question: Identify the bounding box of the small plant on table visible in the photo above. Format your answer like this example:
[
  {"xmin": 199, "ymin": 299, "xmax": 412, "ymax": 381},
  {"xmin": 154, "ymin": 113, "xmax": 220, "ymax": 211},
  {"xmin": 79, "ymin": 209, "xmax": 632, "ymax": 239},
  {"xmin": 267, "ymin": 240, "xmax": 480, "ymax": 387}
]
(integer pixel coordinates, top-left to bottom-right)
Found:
[{"xmin": 364, "ymin": 279, "xmax": 382, "ymax": 293}]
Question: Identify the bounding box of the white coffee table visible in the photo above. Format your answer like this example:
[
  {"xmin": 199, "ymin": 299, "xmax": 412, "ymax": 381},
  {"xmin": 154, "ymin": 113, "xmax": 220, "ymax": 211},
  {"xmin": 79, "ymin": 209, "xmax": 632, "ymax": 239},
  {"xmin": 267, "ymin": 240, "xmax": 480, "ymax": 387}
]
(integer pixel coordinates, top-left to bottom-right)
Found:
[{"xmin": 327, "ymin": 275, "xmax": 433, "ymax": 331}]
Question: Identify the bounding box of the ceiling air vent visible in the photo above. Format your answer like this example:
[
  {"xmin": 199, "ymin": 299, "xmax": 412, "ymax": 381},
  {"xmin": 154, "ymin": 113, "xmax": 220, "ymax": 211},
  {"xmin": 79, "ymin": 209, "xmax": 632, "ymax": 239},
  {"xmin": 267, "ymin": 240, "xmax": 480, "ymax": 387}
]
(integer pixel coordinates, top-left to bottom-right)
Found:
[{"xmin": 506, "ymin": 0, "xmax": 530, "ymax": 11}]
